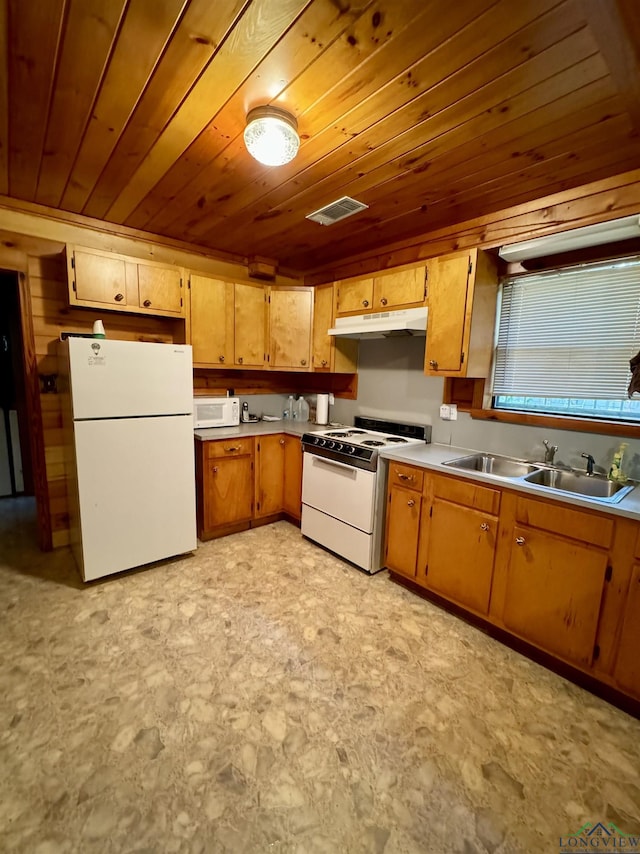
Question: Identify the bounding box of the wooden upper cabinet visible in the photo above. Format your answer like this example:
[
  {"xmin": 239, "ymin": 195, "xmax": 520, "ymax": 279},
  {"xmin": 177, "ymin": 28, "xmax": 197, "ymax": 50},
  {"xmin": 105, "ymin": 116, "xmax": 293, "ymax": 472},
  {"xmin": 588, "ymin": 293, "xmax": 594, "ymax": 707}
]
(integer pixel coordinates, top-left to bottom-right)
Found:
[
  {"xmin": 138, "ymin": 264, "xmax": 182, "ymax": 314},
  {"xmin": 335, "ymin": 277, "xmax": 374, "ymax": 316},
  {"xmin": 372, "ymin": 266, "xmax": 426, "ymax": 310},
  {"xmin": 312, "ymin": 283, "xmax": 358, "ymax": 373},
  {"xmin": 190, "ymin": 274, "xmax": 234, "ymax": 367},
  {"xmin": 268, "ymin": 286, "xmax": 312, "ymax": 370},
  {"xmin": 255, "ymin": 434, "xmax": 285, "ymax": 517},
  {"xmin": 424, "ymin": 248, "xmax": 497, "ymax": 378},
  {"xmin": 67, "ymin": 245, "xmax": 185, "ymax": 317},
  {"xmin": 234, "ymin": 282, "xmax": 266, "ymax": 368}
]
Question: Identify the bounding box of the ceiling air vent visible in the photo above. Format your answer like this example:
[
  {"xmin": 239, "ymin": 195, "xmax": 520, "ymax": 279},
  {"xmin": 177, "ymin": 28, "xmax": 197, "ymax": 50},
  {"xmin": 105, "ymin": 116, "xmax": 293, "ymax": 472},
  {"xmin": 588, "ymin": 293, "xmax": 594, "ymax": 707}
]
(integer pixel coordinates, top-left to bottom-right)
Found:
[{"xmin": 306, "ymin": 196, "xmax": 368, "ymax": 226}]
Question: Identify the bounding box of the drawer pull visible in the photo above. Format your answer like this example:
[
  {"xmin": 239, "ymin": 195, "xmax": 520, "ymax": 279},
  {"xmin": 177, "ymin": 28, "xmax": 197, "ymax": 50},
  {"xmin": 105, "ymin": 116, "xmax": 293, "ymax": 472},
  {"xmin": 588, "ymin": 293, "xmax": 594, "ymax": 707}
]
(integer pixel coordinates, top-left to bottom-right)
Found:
[
  {"xmin": 515, "ymin": 536, "xmax": 525, "ymax": 546},
  {"xmin": 380, "ymin": 297, "xmax": 388, "ymax": 306},
  {"xmin": 224, "ymin": 446, "xmax": 241, "ymax": 453},
  {"xmin": 114, "ymin": 293, "xmax": 124, "ymax": 302},
  {"xmin": 429, "ymin": 359, "xmax": 438, "ymax": 369},
  {"xmin": 237, "ymin": 356, "xmax": 243, "ymax": 364},
  {"xmin": 362, "ymin": 299, "xmax": 369, "ymax": 307},
  {"xmin": 397, "ymin": 473, "xmax": 414, "ymax": 481},
  {"xmin": 480, "ymin": 522, "xmax": 489, "ymax": 531},
  {"xmin": 301, "ymin": 358, "xmax": 307, "ymax": 366},
  {"xmin": 219, "ymin": 355, "xmax": 225, "ymax": 363},
  {"xmin": 321, "ymin": 359, "xmax": 327, "ymax": 367},
  {"xmin": 143, "ymin": 299, "xmax": 152, "ymax": 307},
  {"xmin": 407, "ymin": 499, "xmax": 415, "ymax": 507}
]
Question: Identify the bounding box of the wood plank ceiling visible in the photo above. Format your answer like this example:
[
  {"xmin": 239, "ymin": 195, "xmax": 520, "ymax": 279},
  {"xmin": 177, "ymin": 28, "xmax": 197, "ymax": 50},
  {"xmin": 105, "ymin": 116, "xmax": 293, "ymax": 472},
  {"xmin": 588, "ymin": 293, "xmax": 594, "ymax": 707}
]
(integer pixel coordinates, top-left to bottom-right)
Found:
[{"xmin": 2, "ymin": 0, "xmax": 640, "ymax": 274}]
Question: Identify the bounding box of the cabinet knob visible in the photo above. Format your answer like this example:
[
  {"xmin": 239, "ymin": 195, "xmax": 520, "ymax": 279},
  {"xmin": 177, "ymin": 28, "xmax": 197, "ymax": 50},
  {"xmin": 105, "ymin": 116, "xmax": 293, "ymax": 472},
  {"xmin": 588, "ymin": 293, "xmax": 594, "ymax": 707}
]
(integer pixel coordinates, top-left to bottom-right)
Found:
[
  {"xmin": 429, "ymin": 359, "xmax": 438, "ymax": 369},
  {"xmin": 321, "ymin": 359, "xmax": 327, "ymax": 367},
  {"xmin": 213, "ymin": 466, "xmax": 218, "ymax": 473},
  {"xmin": 380, "ymin": 297, "xmax": 388, "ymax": 306},
  {"xmin": 362, "ymin": 299, "xmax": 369, "ymax": 307},
  {"xmin": 397, "ymin": 473, "xmax": 414, "ymax": 481},
  {"xmin": 301, "ymin": 358, "xmax": 307, "ymax": 366},
  {"xmin": 279, "ymin": 439, "xmax": 285, "ymax": 445},
  {"xmin": 237, "ymin": 356, "xmax": 243, "ymax": 364},
  {"xmin": 480, "ymin": 522, "xmax": 489, "ymax": 531},
  {"xmin": 407, "ymin": 499, "xmax": 415, "ymax": 507},
  {"xmin": 143, "ymin": 299, "xmax": 152, "ymax": 307},
  {"xmin": 515, "ymin": 536, "xmax": 525, "ymax": 546},
  {"xmin": 114, "ymin": 293, "xmax": 124, "ymax": 302},
  {"xmin": 219, "ymin": 355, "xmax": 225, "ymax": 363},
  {"xmin": 224, "ymin": 446, "xmax": 240, "ymax": 453}
]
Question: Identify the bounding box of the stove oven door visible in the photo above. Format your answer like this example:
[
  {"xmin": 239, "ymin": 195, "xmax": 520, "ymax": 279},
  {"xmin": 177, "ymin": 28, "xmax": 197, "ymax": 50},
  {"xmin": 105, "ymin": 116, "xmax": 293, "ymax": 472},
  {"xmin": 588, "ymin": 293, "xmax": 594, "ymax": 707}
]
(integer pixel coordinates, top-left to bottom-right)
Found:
[{"xmin": 302, "ymin": 452, "xmax": 376, "ymax": 532}]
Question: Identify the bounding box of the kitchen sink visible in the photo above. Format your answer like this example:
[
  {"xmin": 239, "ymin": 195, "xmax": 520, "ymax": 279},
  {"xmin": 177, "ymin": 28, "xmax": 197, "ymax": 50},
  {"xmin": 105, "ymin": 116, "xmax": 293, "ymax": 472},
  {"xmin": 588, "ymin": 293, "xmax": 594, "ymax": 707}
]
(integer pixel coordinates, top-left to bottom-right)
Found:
[
  {"xmin": 523, "ymin": 468, "xmax": 635, "ymax": 504},
  {"xmin": 443, "ymin": 453, "xmax": 540, "ymax": 479}
]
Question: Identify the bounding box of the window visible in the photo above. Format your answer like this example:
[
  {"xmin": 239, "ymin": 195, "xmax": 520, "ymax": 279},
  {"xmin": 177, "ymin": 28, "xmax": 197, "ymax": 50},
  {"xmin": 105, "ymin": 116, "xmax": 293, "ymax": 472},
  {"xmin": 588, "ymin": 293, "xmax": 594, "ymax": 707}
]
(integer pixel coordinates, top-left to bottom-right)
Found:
[{"xmin": 492, "ymin": 257, "xmax": 640, "ymax": 423}]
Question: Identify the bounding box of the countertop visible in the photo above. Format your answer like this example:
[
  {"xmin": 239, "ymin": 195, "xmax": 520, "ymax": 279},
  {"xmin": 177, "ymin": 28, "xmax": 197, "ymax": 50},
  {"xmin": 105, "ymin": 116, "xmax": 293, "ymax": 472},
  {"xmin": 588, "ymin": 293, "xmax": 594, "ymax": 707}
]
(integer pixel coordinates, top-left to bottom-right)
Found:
[
  {"xmin": 380, "ymin": 442, "xmax": 640, "ymax": 521},
  {"xmin": 194, "ymin": 420, "xmax": 327, "ymax": 441}
]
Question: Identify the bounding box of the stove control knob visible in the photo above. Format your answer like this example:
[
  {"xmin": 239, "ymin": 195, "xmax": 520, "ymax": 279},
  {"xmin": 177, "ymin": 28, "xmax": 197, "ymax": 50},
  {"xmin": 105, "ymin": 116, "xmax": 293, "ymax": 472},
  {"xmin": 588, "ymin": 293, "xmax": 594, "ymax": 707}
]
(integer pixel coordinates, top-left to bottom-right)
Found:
[
  {"xmin": 327, "ymin": 440, "xmax": 335, "ymax": 449},
  {"xmin": 314, "ymin": 436, "xmax": 321, "ymax": 445},
  {"xmin": 348, "ymin": 446, "xmax": 357, "ymax": 454},
  {"xmin": 318, "ymin": 438, "xmax": 326, "ymax": 447},
  {"xmin": 335, "ymin": 443, "xmax": 343, "ymax": 451}
]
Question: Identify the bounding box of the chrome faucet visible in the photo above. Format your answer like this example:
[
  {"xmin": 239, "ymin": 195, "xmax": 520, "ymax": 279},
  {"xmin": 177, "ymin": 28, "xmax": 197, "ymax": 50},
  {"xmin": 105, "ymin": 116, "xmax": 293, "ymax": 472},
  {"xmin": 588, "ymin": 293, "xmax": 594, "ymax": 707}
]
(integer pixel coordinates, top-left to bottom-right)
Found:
[
  {"xmin": 543, "ymin": 439, "xmax": 558, "ymax": 464},
  {"xmin": 581, "ymin": 453, "xmax": 596, "ymax": 476}
]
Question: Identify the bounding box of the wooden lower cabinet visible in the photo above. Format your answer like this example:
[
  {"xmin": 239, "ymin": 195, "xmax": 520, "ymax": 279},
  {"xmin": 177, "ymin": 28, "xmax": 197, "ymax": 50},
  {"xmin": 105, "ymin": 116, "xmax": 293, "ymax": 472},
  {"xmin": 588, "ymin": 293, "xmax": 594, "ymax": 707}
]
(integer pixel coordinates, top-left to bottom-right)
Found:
[
  {"xmin": 425, "ymin": 499, "xmax": 497, "ymax": 615},
  {"xmin": 283, "ymin": 435, "xmax": 303, "ymax": 520},
  {"xmin": 501, "ymin": 524, "xmax": 608, "ymax": 668},
  {"xmin": 204, "ymin": 456, "xmax": 253, "ymax": 530},
  {"xmin": 255, "ymin": 434, "xmax": 285, "ymax": 517},
  {"xmin": 384, "ymin": 465, "xmax": 640, "ymax": 706}
]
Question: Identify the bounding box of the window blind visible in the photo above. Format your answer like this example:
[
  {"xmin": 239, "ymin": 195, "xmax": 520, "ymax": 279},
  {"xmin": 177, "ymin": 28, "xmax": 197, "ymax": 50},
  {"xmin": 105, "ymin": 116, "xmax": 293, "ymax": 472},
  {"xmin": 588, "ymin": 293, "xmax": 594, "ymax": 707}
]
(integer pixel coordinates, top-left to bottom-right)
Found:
[{"xmin": 492, "ymin": 258, "xmax": 640, "ymax": 399}]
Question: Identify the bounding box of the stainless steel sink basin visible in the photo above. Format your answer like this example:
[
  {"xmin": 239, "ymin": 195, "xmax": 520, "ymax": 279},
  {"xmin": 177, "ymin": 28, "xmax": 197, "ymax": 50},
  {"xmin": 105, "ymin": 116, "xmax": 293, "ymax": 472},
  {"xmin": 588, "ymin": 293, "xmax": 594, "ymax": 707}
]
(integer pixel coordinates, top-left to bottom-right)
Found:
[
  {"xmin": 524, "ymin": 468, "xmax": 635, "ymax": 503},
  {"xmin": 443, "ymin": 453, "xmax": 540, "ymax": 479}
]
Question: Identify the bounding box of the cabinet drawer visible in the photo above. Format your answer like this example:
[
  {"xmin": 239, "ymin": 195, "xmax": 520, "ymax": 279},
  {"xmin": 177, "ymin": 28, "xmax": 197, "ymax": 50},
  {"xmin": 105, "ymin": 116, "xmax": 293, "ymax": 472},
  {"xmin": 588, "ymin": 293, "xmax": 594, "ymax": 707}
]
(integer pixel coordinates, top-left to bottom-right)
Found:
[
  {"xmin": 205, "ymin": 438, "xmax": 253, "ymax": 459},
  {"xmin": 515, "ymin": 497, "xmax": 613, "ymax": 549},
  {"xmin": 389, "ymin": 463, "xmax": 423, "ymax": 492},
  {"xmin": 433, "ymin": 474, "xmax": 500, "ymax": 515}
]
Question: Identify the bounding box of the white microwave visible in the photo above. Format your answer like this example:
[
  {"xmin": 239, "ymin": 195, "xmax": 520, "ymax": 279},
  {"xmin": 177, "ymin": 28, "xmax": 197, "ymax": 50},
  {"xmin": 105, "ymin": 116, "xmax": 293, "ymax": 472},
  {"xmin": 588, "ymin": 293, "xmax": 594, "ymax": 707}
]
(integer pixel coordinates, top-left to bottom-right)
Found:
[{"xmin": 193, "ymin": 396, "xmax": 240, "ymax": 429}]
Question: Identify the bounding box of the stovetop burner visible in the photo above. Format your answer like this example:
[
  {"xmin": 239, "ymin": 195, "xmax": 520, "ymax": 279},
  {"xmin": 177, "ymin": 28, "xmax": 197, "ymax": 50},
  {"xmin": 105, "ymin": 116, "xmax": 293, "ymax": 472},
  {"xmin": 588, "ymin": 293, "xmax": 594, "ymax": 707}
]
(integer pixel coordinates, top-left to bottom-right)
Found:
[
  {"xmin": 362, "ymin": 440, "xmax": 384, "ymax": 447},
  {"xmin": 386, "ymin": 437, "xmax": 407, "ymax": 443},
  {"xmin": 325, "ymin": 431, "xmax": 349, "ymax": 437}
]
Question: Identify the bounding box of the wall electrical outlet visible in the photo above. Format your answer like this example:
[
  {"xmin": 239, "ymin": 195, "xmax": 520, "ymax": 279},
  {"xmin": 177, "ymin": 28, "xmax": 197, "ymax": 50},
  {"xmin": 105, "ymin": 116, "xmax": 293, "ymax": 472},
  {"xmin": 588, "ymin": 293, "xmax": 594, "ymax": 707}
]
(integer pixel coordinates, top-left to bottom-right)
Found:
[
  {"xmin": 439, "ymin": 404, "xmax": 451, "ymax": 420},
  {"xmin": 449, "ymin": 404, "xmax": 458, "ymax": 420}
]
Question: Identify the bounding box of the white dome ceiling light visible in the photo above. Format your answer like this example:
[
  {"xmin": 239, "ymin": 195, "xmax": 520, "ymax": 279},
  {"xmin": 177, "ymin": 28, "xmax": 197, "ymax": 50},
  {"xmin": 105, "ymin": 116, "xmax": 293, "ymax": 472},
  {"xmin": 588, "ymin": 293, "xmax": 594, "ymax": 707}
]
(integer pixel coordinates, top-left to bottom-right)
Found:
[{"xmin": 244, "ymin": 106, "xmax": 300, "ymax": 167}]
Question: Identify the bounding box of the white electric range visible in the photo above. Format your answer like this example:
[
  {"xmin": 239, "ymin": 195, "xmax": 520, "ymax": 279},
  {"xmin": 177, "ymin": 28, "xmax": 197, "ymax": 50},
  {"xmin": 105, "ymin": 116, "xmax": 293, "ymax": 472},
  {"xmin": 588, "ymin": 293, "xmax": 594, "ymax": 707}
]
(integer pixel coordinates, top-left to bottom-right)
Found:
[{"xmin": 300, "ymin": 416, "xmax": 431, "ymax": 573}]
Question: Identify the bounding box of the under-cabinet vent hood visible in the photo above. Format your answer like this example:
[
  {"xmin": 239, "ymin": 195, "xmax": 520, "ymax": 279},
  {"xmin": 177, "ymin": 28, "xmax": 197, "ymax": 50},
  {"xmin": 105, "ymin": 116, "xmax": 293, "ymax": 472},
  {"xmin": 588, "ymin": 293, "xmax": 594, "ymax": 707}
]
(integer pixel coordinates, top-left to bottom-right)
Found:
[{"xmin": 328, "ymin": 306, "xmax": 427, "ymax": 339}]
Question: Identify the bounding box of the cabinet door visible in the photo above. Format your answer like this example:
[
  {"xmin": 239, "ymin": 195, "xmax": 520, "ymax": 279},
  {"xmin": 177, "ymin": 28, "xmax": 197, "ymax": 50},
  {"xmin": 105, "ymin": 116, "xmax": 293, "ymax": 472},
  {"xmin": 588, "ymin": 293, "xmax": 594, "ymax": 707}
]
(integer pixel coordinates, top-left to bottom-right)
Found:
[
  {"xmin": 385, "ymin": 486, "xmax": 421, "ymax": 577},
  {"xmin": 312, "ymin": 284, "xmax": 333, "ymax": 370},
  {"xmin": 335, "ymin": 278, "xmax": 374, "ymax": 315},
  {"xmin": 204, "ymin": 456, "xmax": 253, "ymax": 529},
  {"xmin": 283, "ymin": 435, "xmax": 303, "ymax": 520},
  {"xmin": 190, "ymin": 275, "xmax": 234, "ymax": 367},
  {"xmin": 613, "ymin": 564, "xmax": 640, "ymax": 698},
  {"xmin": 373, "ymin": 267, "xmax": 425, "ymax": 310},
  {"xmin": 269, "ymin": 288, "xmax": 312, "ymax": 369},
  {"xmin": 138, "ymin": 264, "xmax": 182, "ymax": 314},
  {"xmin": 255, "ymin": 434, "xmax": 285, "ymax": 517},
  {"xmin": 72, "ymin": 248, "xmax": 129, "ymax": 306},
  {"xmin": 424, "ymin": 252, "xmax": 471, "ymax": 374},
  {"xmin": 425, "ymin": 499, "xmax": 496, "ymax": 614},
  {"xmin": 235, "ymin": 282, "xmax": 266, "ymax": 368},
  {"xmin": 502, "ymin": 525, "xmax": 608, "ymax": 667}
]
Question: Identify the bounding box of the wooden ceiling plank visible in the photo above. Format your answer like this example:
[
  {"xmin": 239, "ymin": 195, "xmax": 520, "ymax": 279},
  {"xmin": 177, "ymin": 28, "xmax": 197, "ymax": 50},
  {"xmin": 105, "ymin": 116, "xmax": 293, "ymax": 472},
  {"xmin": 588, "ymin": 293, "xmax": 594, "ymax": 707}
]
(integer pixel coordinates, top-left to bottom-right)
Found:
[
  {"xmin": 578, "ymin": 0, "xmax": 640, "ymax": 132},
  {"xmin": 35, "ymin": 0, "xmax": 127, "ymax": 208},
  {"xmin": 82, "ymin": 0, "xmax": 250, "ymax": 220},
  {"xmin": 179, "ymin": 7, "xmax": 593, "ymax": 244},
  {"xmin": 8, "ymin": 0, "xmax": 66, "ymax": 201},
  {"xmin": 0, "ymin": 0, "xmax": 7, "ymax": 195},
  {"xmin": 291, "ymin": 140, "xmax": 640, "ymax": 269},
  {"xmin": 201, "ymin": 36, "xmax": 604, "ymax": 253},
  {"xmin": 60, "ymin": 0, "xmax": 188, "ymax": 213},
  {"xmin": 133, "ymin": 0, "xmax": 375, "ymax": 235},
  {"xmin": 105, "ymin": 0, "xmax": 313, "ymax": 224},
  {"xmin": 161, "ymin": 0, "xmax": 513, "ymax": 240}
]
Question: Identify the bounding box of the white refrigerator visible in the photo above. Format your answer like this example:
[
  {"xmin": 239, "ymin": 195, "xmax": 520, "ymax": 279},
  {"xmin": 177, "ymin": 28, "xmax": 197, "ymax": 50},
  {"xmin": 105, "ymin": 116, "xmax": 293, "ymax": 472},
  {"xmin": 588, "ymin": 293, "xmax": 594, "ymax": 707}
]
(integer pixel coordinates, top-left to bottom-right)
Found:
[{"xmin": 59, "ymin": 338, "xmax": 197, "ymax": 581}]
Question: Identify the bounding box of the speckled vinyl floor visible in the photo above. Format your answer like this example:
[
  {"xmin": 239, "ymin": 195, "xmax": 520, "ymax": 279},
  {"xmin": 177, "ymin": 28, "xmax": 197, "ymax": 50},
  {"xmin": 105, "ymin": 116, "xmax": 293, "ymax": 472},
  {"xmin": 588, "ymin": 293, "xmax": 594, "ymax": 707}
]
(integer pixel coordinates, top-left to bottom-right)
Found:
[{"xmin": 1, "ymin": 497, "xmax": 639, "ymax": 854}]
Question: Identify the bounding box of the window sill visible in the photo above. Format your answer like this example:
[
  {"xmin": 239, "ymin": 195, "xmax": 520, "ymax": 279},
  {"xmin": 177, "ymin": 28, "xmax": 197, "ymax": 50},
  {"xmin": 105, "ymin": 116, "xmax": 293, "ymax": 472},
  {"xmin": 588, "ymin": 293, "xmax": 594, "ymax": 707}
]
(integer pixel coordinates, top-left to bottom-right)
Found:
[{"xmin": 469, "ymin": 408, "xmax": 640, "ymax": 439}]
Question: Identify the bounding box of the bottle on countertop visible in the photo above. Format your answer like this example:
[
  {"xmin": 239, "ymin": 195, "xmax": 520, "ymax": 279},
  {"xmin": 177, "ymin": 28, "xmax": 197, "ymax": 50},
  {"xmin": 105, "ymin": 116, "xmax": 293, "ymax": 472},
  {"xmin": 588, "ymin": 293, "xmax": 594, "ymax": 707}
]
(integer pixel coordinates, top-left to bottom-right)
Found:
[
  {"xmin": 284, "ymin": 395, "xmax": 295, "ymax": 420},
  {"xmin": 296, "ymin": 396, "xmax": 310, "ymax": 423},
  {"xmin": 608, "ymin": 443, "xmax": 628, "ymax": 482}
]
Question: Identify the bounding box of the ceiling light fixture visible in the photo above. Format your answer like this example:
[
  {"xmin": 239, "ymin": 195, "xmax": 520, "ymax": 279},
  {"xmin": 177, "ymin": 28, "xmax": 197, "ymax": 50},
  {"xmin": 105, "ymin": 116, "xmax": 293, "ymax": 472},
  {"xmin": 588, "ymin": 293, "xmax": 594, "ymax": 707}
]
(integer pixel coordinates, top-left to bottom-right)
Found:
[{"xmin": 244, "ymin": 106, "xmax": 299, "ymax": 167}]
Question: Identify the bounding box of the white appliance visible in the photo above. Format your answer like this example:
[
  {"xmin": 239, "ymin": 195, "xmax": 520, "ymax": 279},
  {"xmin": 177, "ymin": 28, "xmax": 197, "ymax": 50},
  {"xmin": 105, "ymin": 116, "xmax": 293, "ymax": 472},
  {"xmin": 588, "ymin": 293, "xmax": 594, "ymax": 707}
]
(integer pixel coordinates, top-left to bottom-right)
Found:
[
  {"xmin": 59, "ymin": 338, "xmax": 197, "ymax": 582},
  {"xmin": 193, "ymin": 396, "xmax": 240, "ymax": 428},
  {"xmin": 301, "ymin": 417, "xmax": 430, "ymax": 573}
]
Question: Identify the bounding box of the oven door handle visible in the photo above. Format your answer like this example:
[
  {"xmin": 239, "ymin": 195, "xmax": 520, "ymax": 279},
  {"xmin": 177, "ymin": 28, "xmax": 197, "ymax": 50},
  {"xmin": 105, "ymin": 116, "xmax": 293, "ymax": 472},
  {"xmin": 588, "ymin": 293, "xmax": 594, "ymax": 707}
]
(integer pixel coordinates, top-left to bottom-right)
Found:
[{"xmin": 310, "ymin": 454, "xmax": 360, "ymax": 473}]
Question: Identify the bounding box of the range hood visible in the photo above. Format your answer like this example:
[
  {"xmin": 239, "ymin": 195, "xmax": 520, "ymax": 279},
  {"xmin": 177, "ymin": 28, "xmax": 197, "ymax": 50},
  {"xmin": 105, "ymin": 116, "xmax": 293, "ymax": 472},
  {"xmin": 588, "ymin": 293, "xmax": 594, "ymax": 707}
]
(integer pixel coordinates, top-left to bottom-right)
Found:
[{"xmin": 328, "ymin": 306, "xmax": 427, "ymax": 339}]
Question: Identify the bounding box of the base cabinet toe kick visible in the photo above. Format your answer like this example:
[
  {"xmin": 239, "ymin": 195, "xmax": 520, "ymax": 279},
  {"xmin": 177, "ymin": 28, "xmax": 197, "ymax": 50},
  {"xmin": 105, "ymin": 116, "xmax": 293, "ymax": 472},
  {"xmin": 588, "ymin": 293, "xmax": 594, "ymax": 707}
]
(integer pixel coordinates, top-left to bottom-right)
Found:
[{"xmin": 383, "ymin": 461, "xmax": 640, "ymax": 709}]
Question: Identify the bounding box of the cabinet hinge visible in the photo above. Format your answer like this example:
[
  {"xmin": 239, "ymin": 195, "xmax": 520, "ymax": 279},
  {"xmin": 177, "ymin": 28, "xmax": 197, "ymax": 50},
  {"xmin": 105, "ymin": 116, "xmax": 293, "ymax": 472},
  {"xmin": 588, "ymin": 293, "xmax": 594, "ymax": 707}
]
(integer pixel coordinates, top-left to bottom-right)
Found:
[
  {"xmin": 268, "ymin": 295, "xmax": 271, "ymax": 303},
  {"xmin": 468, "ymin": 259, "xmax": 473, "ymax": 275},
  {"xmin": 266, "ymin": 353, "xmax": 270, "ymax": 362},
  {"xmin": 388, "ymin": 492, "xmax": 392, "ymax": 503},
  {"xmin": 71, "ymin": 256, "xmax": 75, "ymax": 269},
  {"xmin": 180, "ymin": 297, "xmax": 183, "ymax": 307},
  {"xmin": 257, "ymin": 441, "xmax": 260, "ymax": 451},
  {"xmin": 180, "ymin": 277, "xmax": 183, "ymax": 288},
  {"xmin": 461, "ymin": 351, "xmax": 465, "ymax": 365},
  {"xmin": 593, "ymin": 643, "xmax": 600, "ymax": 661},
  {"xmin": 188, "ymin": 277, "xmax": 191, "ymax": 289},
  {"xmin": 429, "ymin": 505, "xmax": 433, "ymax": 517},
  {"xmin": 257, "ymin": 501, "xmax": 260, "ymax": 511},
  {"xmin": 605, "ymin": 564, "xmax": 613, "ymax": 582},
  {"xmin": 72, "ymin": 279, "xmax": 76, "ymax": 292},
  {"xmin": 251, "ymin": 461, "xmax": 253, "ymax": 471},
  {"xmin": 424, "ymin": 564, "xmax": 428, "ymax": 576}
]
